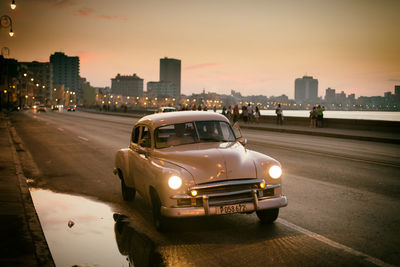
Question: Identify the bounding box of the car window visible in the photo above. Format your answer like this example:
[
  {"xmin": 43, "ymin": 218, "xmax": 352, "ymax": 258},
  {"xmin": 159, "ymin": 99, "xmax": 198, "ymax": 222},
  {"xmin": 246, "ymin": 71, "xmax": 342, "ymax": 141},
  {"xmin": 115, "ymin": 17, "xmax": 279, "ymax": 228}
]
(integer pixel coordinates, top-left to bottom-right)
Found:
[
  {"xmin": 155, "ymin": 122, "xmax": 196, "ymax": 148},
  {"xmin": 195, "ymin": 121, "xmax": 235, "ymax": 142},
  {"xmin": 140, "ymin": 126, "xmax": 152, "ymax": 148},
  {"xmin": 131, "ymin": 126, "xmax": 140, "ymax": 144}
]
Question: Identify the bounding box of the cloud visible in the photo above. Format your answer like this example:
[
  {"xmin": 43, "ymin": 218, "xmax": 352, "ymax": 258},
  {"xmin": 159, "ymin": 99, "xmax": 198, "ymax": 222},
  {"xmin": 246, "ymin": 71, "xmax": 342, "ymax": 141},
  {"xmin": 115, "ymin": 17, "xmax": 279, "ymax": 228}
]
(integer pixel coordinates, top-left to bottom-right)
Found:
[
  {"xmin": 74, "ymin": 7, "xmax": 95, "ymax": 17},
  {"xmin": 185, "ymin": 63, "xmax": 221, "ymax": 71},
  {"xmin": 95, "ymin": 15, "xmax": 127, "ymax": 21}
]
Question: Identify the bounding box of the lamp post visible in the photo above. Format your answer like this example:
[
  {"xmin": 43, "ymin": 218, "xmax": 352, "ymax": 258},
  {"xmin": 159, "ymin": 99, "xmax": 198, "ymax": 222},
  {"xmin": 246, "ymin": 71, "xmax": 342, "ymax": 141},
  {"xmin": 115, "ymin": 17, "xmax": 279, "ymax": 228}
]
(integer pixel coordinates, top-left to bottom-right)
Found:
[{"xmin": 1, "ymin": 15, "xmax": 14, "ymax": 37}]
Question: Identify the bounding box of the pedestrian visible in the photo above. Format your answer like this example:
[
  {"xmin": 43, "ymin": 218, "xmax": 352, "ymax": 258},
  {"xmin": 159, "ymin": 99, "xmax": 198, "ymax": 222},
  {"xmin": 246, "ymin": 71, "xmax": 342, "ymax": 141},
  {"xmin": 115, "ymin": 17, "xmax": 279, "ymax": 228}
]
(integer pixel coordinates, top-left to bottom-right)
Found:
[
  {"xmin": 203, "ymin": 105, "xmax": 208, "ymax": 111},
  {"xmin": 198, "ymin": 104, "xmax": 202, "ymax": 111},
  {"xmin": 222, "ymin": 106, "xmax": 227, "ymax": 116},
  {"xmin": 316, "ymin": 105, "xmax": 324, "ymax": 127},
  {"xmin": 227, "ymin": 105, "xmax": 232, "ymax": 122},
  {"xmin": 255, "ymin": 106, "xmax": 260, "ymax": 123},
  {"xmin": 213, "ymin": 105, "xmax": 217, "ymax": 112},
  {"xmin": 247, "ymin": 104, "xmax": 253, "ymax": 123},
  {"xmin": 233, "ymin": 104, "xmax": 239, "ymax": 123},
  {"xmin": 242, "ymin": 105, "xmax": 248, "ymax": 123},
  {"xmin": 309, "ymin": 106, "xmax": 317, "ymax": 128},
  {"xmin": 275, "ymin": 104, "xmax": 283, "ymax": 125}
]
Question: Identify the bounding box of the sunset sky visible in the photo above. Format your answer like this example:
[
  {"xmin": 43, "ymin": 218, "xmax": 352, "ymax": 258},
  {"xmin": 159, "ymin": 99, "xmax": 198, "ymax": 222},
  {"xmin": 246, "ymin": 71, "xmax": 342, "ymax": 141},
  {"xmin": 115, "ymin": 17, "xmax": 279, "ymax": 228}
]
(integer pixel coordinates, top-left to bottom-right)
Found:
[{"xmin": 2, "ymin": 0, "xmax": 399, "ymax": 98}]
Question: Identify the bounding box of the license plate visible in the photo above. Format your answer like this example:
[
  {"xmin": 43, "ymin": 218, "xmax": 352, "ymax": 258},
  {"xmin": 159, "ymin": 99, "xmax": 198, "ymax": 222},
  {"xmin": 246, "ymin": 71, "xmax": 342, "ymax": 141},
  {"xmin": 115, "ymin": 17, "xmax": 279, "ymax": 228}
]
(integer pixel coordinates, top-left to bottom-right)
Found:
[{"xmin": 216, "ymin": 203, "xmax": 247, "ymax": 214}]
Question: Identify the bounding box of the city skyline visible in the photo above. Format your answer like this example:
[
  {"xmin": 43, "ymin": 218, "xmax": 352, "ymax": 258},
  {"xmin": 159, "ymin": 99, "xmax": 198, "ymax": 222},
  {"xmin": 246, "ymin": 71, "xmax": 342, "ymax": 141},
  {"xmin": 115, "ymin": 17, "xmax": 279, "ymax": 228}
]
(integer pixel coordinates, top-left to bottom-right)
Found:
[{"xmin": 2, "ymin": 0, "xmax": 399, "ymax": 98}]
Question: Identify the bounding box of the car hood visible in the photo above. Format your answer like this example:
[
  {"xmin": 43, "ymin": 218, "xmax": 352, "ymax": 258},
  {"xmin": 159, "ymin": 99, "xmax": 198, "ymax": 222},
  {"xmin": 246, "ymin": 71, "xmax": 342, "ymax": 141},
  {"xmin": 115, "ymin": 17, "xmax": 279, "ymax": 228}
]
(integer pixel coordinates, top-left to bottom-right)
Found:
[{"xmin": 153, "ymin": 142, "xmax": 257, "ymax": 184}]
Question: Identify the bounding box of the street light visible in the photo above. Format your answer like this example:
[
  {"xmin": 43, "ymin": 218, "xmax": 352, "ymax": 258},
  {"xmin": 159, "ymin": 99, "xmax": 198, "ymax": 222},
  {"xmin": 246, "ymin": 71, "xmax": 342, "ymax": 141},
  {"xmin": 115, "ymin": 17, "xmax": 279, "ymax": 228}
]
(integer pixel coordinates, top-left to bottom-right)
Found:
[
  {"xmin": 11, "ymin": 0, "xmax": 16, "ymax": 10},
  {"xmin": 1, "ymin": 15, "xmax": 14, "ymax": 37}
]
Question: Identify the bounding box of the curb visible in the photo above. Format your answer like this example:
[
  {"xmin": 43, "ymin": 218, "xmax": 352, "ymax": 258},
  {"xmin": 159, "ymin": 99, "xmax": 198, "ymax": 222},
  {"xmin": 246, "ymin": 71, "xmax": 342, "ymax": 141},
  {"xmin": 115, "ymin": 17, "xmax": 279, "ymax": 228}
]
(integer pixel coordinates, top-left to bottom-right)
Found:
[{"xmin": 5, "ymin": 117, "xmax": 55, "ymax": 266}]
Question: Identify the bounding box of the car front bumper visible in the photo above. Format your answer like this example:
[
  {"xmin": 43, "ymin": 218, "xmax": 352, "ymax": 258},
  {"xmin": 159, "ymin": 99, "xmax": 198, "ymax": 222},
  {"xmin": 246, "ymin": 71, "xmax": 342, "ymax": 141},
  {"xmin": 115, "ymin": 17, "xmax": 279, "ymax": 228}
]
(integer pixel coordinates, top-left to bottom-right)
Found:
[{"xmin": 161, "ymin": 194, "xmax": 288, "ymax": 218}]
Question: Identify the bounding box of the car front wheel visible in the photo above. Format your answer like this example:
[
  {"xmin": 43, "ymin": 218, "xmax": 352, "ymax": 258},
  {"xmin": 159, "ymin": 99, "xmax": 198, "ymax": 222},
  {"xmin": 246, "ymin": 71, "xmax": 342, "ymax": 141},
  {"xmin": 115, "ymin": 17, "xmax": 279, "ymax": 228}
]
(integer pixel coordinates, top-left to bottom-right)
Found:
[
  {"xmin": 256, "ymin": 208, "xmax": 279, "ymax": 224},
  {"xmin": 151, "ymin": 190, "xmax": 170, "ymax": 232}
]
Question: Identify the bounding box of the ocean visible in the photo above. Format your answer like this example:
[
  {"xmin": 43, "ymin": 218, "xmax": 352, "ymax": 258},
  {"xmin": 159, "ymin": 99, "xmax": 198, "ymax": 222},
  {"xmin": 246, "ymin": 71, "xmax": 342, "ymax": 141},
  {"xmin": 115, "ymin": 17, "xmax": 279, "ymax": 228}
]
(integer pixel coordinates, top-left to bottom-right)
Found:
[{"xmin": 259, "ymin": 110, "xmax": 400, "ymax": 121}]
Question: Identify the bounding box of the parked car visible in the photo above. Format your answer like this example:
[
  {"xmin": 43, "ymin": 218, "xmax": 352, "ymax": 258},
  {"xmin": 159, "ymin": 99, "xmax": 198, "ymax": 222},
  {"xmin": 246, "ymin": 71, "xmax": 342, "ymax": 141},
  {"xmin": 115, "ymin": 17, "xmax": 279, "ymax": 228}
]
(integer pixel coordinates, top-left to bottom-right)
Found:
[
  {"xmin": 157, "ymin": 106, "xmax": 176, "ymax": 113},
  {"xmin": 36, "ymin": 104, "xmax": 46, "ymax": 112},
  {"xmin": 67, "ymin": 105, "xmax": 76, "ymax": 111},
  {"xmin": 114, "ymin": 111, "xmax": 287, "ymax": 231}
]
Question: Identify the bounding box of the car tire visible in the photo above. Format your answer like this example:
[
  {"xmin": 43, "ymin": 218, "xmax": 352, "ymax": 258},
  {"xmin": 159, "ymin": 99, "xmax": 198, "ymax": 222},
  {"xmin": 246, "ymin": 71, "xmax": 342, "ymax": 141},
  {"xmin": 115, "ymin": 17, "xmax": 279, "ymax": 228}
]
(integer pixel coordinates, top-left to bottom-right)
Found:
[
  {"xmin": 121, "ymin": 178, "xmax": 136, "ymax": 201},
  {"xmin": 151, "ymin": 191, "xmax": 169, "ymax": 232},
  {"xmin": 256, "ymin": 208, "xmax": 279, "ymax": 224}
]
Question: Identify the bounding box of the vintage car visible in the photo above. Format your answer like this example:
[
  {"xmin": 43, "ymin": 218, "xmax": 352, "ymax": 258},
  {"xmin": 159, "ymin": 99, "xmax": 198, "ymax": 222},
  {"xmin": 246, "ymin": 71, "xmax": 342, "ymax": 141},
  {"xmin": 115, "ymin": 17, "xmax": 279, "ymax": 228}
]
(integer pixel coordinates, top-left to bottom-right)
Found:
[{"xmin": 114, "ymin": 111, "xmax": 287, "ymax": 230}]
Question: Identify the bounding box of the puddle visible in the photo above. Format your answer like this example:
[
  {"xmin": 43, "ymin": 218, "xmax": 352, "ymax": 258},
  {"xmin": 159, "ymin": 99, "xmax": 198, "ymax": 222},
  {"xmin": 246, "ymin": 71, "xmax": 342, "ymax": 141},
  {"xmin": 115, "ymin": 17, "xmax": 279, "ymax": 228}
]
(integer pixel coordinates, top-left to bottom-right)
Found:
[{"xmin": 30, "ymin": 188, "xmax": 129, "ymax": 267}]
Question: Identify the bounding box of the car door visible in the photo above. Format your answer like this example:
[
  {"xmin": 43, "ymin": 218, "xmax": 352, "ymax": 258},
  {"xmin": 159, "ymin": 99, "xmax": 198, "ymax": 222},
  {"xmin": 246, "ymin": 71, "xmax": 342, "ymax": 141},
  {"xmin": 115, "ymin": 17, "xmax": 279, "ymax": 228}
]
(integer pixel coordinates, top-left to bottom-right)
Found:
[
  {"xmin": 128, "ymin": 125, "xmax": 145, "ymax": 194},
  {"xmin": 135, "ymin": 125, "xmax": 153, "ymax": 199}
]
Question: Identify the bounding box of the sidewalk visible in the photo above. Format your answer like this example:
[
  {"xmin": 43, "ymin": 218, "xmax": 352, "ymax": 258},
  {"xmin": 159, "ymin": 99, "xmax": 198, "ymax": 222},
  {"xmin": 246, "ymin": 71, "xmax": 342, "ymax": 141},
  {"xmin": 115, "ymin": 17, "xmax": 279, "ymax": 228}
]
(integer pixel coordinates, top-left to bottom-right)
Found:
[
  {"xmin": 83, "ymin": 109, "xmax": 400, "ymax": 144},
  {"xmin": 0, "ymin": 112, "xmax": 54, "ymax": 266},
  {"xmin": 239, "ymin": 122, "xmax": 400, "ymax": 144}
]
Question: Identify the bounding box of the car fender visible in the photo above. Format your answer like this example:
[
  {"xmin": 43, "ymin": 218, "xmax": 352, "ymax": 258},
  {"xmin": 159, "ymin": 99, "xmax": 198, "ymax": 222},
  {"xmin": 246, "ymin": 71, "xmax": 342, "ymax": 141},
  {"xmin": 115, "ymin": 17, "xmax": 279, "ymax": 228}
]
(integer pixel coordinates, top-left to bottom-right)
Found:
[
  {"xmin": 114, "ymin": 148, "xmax": 135, "ymax": 188},
  {"xmin": 249, "ymin": 150, "xmax": 282, "ymax": 194}
]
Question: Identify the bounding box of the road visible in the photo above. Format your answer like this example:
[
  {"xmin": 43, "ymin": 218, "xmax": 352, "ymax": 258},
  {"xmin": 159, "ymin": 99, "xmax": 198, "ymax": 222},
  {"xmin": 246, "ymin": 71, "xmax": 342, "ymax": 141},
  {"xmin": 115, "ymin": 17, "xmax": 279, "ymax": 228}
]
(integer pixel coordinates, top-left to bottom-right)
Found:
[{"xmin": 10, "ymin": 111, "xmax": 400, "ymax": 266}]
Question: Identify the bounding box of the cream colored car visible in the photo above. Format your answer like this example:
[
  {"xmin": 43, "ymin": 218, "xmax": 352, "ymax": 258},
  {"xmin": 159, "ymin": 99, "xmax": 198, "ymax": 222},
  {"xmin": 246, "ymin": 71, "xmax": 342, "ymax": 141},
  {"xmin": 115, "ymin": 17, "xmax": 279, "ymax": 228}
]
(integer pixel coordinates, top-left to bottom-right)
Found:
[{"xmin": 114, "ymin": 111, "xmax": 287, "ymax": 230}]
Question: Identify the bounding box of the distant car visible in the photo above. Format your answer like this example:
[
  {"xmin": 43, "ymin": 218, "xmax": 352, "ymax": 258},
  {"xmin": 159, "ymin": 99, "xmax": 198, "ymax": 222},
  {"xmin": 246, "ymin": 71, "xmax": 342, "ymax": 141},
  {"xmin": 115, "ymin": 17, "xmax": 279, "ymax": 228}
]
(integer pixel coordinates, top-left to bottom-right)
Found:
[
  {"xmin": 114, "ymin": 111, "xmax": 287, "ymax": 231},
  {"xmin": 157, "ymin": 106, "xmax": 176, "ymax": 113},
  {"xmin": 67, "ymin": 105, "xmax": 76, "ymax": 112},
  {"xmin": 36, "ymin": 104, "xmax": 46, "ymax": 112}
]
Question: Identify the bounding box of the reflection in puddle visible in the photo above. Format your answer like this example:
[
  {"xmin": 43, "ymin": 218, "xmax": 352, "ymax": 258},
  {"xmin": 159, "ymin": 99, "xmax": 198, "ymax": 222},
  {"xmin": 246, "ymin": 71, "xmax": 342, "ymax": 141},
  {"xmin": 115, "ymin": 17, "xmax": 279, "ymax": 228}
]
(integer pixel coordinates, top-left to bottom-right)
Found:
[
  {"xmin": 114, "ymin": 213, "xmax": 163, "ymax": 267},
  {"xmin": 30, "ymin": 189, "xmax": 128, "ymax": 267}
]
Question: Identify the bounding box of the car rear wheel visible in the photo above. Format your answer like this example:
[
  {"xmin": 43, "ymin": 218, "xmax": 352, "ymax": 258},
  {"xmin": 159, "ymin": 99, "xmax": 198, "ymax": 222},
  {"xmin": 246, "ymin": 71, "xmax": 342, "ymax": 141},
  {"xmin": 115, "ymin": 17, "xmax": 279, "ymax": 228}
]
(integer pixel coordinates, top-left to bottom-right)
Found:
[
  {"xmin": 256, "ymin": 208, "xmax": 279, "ymax": 224},
  {"xmin": 121, "ymin": 178, "xmax": 136, "ymax": 201}
]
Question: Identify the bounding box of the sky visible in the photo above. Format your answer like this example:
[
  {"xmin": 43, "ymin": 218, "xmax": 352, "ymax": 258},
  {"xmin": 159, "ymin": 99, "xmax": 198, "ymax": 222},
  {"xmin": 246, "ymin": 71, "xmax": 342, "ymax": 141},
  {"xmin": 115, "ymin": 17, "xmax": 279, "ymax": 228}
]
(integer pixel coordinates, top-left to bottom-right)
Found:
[{"xmin": 1, "ymin": 0, "xmax": 400, "ymax": 98}]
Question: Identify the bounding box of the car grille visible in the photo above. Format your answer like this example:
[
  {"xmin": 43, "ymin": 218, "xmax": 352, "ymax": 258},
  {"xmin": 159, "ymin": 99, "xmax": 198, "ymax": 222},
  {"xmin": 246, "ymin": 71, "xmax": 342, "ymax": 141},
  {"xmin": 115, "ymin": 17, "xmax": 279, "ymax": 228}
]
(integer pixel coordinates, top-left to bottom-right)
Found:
[{"xmin": 176, "ymin": 179, "xmax": 276, "ymax": 207}]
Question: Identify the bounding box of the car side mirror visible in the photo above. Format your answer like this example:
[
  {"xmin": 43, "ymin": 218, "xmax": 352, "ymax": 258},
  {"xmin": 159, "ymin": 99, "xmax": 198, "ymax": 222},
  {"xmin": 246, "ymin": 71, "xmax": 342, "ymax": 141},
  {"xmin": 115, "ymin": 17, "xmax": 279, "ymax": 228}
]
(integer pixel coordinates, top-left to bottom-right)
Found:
[
  {"xmin": 138, "ymin": 147, "xmax": 150, "ymax": 158},
  {"xmin": 237, "ymin": 137, "xmax": 247, "ymax": 146}
]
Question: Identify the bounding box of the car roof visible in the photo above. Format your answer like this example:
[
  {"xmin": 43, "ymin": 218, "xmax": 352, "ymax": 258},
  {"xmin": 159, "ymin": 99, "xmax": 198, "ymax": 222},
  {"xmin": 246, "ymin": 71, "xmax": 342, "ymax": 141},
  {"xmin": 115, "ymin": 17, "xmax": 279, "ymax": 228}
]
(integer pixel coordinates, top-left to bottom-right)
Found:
[{"xmin": 137, "ymin": 111, "xmax": 230, "ymax": 128}]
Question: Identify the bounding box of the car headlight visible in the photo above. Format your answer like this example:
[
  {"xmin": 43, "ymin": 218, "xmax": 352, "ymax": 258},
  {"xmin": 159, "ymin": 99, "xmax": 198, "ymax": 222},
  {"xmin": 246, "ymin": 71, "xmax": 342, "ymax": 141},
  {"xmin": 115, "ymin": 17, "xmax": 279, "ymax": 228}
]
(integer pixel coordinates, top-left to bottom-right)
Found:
[
  {"xmin": 269, "ymin": 165, "xmax": 282, "ymax": 179},
  {"xmin": 168, "ymin": 175, "xmax": 182, "ymax": 190}
]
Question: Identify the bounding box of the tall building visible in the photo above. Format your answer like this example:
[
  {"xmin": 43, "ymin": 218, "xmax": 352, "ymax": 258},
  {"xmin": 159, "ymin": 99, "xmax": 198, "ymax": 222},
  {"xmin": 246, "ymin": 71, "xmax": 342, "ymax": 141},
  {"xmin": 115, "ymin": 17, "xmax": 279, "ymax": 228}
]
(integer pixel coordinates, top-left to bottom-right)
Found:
[
  {"xmin": 325, "ymin": 87, "xmax": 336, "ymax": 103},
  {"xmin": 50, "ymin": 52, "xmax": 80, "ymax": 95},
  {"xmin": 160, "ymin": 57, "xmax": 181, "ymax": 98},
  {"xmin": 147, "ymin": 81, "xmax": 175, "ymax": 97},
  {"xmin": 295, "ymin": 76, "xmax": 318, "ymax": 103},
  {"xmin": 111, "ymin": 73, "xmax": 143, "ymax": 97},
  {"xmin": 19, "ymin": 61, "xmax": 53, "ymax": 104},
  {"xmin": 395, "ymin": 85, "xmax": 400, "ymax": 96}
]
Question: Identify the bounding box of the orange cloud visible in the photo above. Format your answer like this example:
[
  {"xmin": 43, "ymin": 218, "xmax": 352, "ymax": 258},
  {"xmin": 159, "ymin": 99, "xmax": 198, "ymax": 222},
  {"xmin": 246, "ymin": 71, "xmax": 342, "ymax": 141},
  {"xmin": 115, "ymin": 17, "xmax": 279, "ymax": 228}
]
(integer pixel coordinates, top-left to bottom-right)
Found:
[
  {"xmin": 74, "ymin": 7, "xmax": 95, "ymax": 17},
  {"xmin": 51, "ymin": 0, "xmax": 76, "ymax": 9},
  {"xmin": 95, "ymin": 15, "xmax": 127, "ymax": 21}
]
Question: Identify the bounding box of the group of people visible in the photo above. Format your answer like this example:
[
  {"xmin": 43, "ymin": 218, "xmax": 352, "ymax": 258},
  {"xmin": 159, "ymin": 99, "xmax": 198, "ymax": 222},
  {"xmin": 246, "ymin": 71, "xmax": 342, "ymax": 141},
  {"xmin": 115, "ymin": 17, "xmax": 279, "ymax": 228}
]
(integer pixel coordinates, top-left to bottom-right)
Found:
[
  {"xmin": 221, "ymin": 104, "xmax": 261, "ymax": 124},
  {"xmin": 309, "ymin": 105, "xmax": 325, "ymax": 128}
]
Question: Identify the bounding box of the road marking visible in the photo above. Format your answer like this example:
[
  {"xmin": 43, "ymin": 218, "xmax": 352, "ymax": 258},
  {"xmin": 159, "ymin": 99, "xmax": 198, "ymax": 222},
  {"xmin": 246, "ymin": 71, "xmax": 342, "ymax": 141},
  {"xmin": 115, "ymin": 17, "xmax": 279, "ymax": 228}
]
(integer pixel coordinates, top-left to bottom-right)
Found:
[
  {"xmin": 249, "ymin": 140, "xmax": 400, "ymax": 168},
  {"xmin": 277, "ymin": 218, "xmax": 395, "ymax": 267},
  {"xmin": 57, "ymin": 127, "xmax": 64, "ymax": 131},
  {"xmin": 78, "ymin": 136, "xmax": 88, "ymax": 142}
]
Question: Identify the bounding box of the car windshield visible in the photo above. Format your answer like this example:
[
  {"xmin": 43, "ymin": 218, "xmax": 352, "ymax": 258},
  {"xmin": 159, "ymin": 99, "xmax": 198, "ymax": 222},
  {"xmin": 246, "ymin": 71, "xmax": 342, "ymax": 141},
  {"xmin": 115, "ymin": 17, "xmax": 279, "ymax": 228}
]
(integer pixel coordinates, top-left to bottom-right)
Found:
[{"xmin": 155, "ymin": 120, "xmax": 236, "ymax": 149}]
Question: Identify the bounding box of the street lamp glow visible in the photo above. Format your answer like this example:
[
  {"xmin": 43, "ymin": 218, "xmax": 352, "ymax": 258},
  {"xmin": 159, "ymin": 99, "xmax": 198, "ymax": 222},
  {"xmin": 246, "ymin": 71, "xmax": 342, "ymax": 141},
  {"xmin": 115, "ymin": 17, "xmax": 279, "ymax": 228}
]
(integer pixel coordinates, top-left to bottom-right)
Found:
[
  {"xmin": 9, "ymin": 28, "xmax": 14, "ymax": 37},
  {"xmin": 10, "ymin": 0, "xmax": 16, "ymax": 10},
  {"xmin": 31, "ymin": 78, "xmax": 34, "ymax": 81},
  {"xmin": 23, "ymin": 73, "xmax": 27, "ymax": 77}
]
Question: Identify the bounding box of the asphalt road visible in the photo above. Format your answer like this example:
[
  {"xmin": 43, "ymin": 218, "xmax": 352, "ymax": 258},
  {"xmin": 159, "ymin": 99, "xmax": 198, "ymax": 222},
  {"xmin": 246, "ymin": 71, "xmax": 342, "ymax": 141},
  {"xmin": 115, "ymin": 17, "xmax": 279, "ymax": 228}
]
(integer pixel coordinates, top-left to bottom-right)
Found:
[{"xmin": 10, "ymin": 111, "xmax": 400, "ymax": 266}]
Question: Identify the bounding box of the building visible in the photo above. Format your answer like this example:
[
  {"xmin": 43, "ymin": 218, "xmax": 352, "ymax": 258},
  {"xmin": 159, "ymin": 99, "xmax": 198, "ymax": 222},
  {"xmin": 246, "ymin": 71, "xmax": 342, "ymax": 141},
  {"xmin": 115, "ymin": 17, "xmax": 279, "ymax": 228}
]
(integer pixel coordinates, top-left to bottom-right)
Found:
[
  {"xmin": 111, "ymin": 73, "xmax": 143, "ymax": 97},
  {"xmin": 325, "ymin": 88, "xmax": 336, "ymax": 103},
  {"xmin": 395, "ymin": 85, "xmax": 400, "ymax": 97},
  {"xmin": 18, "ymin": 61, "xmax": 53, "ymax": 105},
  {"xmin": 50, "ymin": 52, "xmax": 80, "ymax": 94},
  {"xmin": 147, "ymin": 81, "xmax": 176, "ymax": 98},
  {"xmin": 295, "ymin": 76, "xmax": 318, "ymax": 103},
  {"xmin": 160, "ymin": 57, "xmax": 181, "ymax": 98}
]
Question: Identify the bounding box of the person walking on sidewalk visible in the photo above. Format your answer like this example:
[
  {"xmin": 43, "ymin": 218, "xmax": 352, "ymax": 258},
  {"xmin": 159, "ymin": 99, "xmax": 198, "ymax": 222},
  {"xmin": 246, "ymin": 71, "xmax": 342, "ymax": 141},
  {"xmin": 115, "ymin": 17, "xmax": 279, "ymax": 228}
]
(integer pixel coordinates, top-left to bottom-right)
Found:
[
  {"xmin": 316, "ymin": 105, "xmax": 325, "ymax": 127},
  {"xmin": 309, "ymin": 106, "xmax": 317, "ymax": 128},
  {"xmin": 276, "ymin": 104, "xmax": 283, "ymax": 125}
]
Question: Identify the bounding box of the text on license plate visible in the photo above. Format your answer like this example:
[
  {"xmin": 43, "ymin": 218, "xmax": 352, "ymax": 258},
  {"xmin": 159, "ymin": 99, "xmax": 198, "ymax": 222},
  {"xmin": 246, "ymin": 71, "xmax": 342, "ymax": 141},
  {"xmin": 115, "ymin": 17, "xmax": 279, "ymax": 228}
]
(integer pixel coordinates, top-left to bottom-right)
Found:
[{"xmin": 217, "ymin": 204, "xmax": 247, "ymax": 214}]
